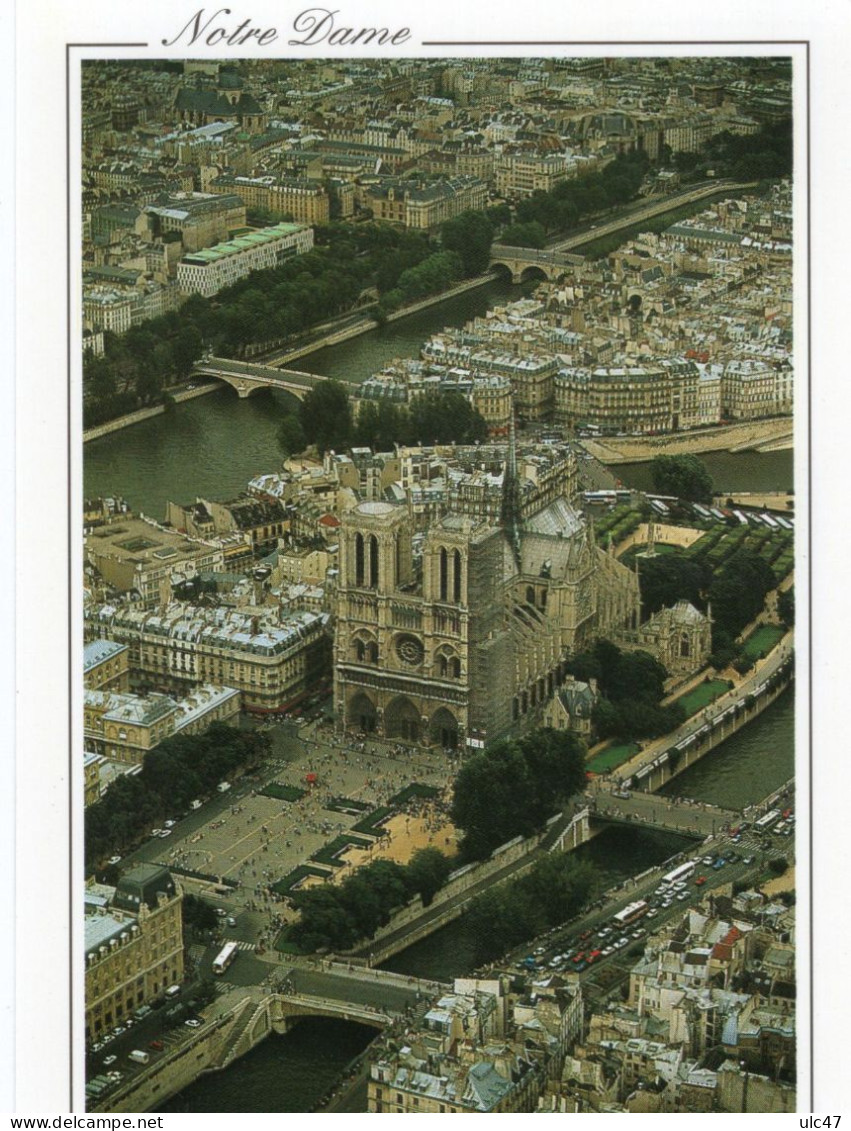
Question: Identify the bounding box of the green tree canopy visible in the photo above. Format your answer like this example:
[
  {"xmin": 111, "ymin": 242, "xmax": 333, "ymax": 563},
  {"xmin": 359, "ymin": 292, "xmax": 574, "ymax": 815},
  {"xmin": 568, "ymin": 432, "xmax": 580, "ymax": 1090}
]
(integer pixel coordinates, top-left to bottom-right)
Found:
[
  {"xmin": 277, "ymin": 412, "xmax": 307, "ymax": 457},
  {"xmin": 299, "ymin": 379, "xmax": 352, "ymax": 454},
  {"xmin": 441, "ymin": 210, "xmax": 495, "ymax": 275},
  {"xmin": 651, "ymin": 454, "xmax": 714, "ymax": 503}
]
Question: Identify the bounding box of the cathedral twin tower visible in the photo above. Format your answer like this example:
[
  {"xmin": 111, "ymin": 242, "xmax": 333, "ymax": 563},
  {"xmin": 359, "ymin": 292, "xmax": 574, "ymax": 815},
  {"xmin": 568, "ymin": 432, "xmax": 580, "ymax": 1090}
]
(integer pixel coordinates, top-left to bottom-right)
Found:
[{"xmin": 333, "ymin": 467, "xmax": 641, "ymax": 751}]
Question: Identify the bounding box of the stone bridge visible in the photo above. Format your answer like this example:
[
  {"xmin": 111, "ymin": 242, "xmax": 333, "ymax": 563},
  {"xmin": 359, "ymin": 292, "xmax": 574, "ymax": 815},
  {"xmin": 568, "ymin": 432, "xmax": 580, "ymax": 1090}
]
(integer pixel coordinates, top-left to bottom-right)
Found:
[
  {"xmin": 193, "ymin": 356, "xmax": 326, "ymax": 400},
  {"xmin": 589, "ymin": 792, "xmax": 741, "ymax": 840},
  {"xmin": 489, "ymin": 244, "xmax": 585, "ymax": 283}
]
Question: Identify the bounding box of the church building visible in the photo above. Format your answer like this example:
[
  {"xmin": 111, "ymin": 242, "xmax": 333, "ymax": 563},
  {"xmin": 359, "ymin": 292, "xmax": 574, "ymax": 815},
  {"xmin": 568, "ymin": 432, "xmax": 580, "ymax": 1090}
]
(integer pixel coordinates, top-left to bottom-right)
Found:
[{"xmin": 333, "ymin": 438, "xmax": 640, "ymax": 750}]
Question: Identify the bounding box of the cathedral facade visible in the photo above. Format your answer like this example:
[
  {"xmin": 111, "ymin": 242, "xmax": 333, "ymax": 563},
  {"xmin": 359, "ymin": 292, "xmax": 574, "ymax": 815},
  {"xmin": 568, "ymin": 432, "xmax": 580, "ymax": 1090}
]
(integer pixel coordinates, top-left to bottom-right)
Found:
[{"xmin": 333, "ymin": 480, "xmax": 640, "ymax": 750}]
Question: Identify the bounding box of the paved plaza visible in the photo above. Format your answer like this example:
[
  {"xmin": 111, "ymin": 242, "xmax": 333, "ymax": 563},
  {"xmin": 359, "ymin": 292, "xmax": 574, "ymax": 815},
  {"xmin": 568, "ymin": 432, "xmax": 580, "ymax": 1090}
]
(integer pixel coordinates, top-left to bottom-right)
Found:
[{"xmin": 150, "ymin": 720, "xmax": 459, "ymax": 953}]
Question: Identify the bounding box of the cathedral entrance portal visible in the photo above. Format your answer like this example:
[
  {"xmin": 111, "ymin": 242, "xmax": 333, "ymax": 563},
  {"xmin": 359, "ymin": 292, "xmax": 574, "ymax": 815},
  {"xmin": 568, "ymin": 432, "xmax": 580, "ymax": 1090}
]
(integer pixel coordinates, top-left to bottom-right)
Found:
[
  {"xmin": 430, "ymin": 707, "xmax": 459, "ymax": 749},
  {"xmin": 348, "ymin": 692, "xmax": 377, "ymax": 734},
  {"xmin": 385, "ymin": 696, "xmax": 421, "ymax": 742}
]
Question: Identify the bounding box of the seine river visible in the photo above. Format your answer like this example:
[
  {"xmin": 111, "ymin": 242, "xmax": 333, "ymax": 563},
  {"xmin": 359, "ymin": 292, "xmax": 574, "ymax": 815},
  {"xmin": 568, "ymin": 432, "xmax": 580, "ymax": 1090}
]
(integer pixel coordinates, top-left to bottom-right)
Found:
[{"xmin": 87, "ymin": 279, "xmax": 796, "ymax": 1112}]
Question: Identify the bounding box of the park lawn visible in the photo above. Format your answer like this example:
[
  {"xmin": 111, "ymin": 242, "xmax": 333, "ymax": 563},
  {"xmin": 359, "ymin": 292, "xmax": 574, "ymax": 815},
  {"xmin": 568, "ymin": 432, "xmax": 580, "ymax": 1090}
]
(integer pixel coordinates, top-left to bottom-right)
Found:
[
  {"xmin": 352, "ymin": 806, "xmax": 395, "ymax": 836},
  {"xmin": 274, "ymin": 926, "xmax": 312, "ymax": 955},
  {"xmin": 675, "ymin": 679, "xmax": 730, "ymax": 717},
  {"xmin": 740, "ymin": 624, "xmax": 786, "ymax": 661},
  {"xmin": 271, "ymin": 863, "xmax": 332, "ymax": 896},
  {"xmin": 587, "ymin": 742, "xmax": 640, "ymax": 774},
  {"xmin": 311, "ymin": 834, "xmax": 374, "ymax": 867},
  {"xmin": 261, "ymin": 782, "xmax": 307, "ymax": 802},
  {"xmin": 389, "ymin": 782, "xmax": 440, "ymax": 806}
]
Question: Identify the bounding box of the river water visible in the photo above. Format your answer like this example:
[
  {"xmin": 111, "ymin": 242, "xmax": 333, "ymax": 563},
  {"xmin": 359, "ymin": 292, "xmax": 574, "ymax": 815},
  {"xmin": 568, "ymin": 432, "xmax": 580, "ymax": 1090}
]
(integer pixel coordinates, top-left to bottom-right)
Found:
[
  {"xmin": 84, "ymin": 278, "xmax": 526, "ymax": 518},
  {"xmin": 615, "ymin": 449, "xmax": 794, "ymax": 496},
  {"xmin": 86, "ymin": 277, "xmax": 797, "ymax": 1111}
]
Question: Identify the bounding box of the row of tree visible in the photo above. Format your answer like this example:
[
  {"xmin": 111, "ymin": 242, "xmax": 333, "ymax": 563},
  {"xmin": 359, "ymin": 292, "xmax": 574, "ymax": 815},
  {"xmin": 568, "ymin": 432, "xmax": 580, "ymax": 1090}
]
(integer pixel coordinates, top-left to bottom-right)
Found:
[
  {"xmin": 449, "ymin": 728, "xmax": 588, "ymax": 862},
  {"xmin": 464, "ymin": 853, "xmax": 597, "ymax": 964},
  {"xmin": 85, "ymin": 724, "xmax": 270, "ymax": 872},
  {"xmin": 288, "ymin": 847, "xmax": 452, "ymax": 953},
  {"xmin": 506, "ymin": 150, "xmax": 651, "ymax": 238},
  {"xmin": 277, "ymin": 381, "xmax": 490, "ymax": 458}
]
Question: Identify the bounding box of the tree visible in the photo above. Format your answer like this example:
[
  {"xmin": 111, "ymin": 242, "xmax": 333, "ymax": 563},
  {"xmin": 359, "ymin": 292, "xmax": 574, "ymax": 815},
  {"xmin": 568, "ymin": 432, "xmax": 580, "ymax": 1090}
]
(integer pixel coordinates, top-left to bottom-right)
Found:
[
  {"xmin": 517, "ymin": 728, "xmax": 587, "ymax": 821},
  {"xmin": 182, "ymin": 895, "xmax": 218, "ymax": 933},
  {"xmin": 500, "ymin": 221, "xmax": 547, "ymax": 249},
  {"xmin": 708, "ymin": 550, "xmax": 776, "ymax": 641},
  {"xmin": 778, "ymin": 587, "xmax": 795, "ymax": 627},
  {"xmin": 450, "ymin": 741, "xmax": 537, "ymax": 861},
  {"xmin": 277, "ymin": 412, "xmax": 307, "ymax": 457},
  {"xmin": 406, "ymin": 848, "xmax": 452, "ymax": 907},
  {"xmin": 441, "ymin": 210, "xmax": 495, "ymax": 276},
  {"xmin": 299, "ymin": 380, "xmax": 352, "ymax": 454},
  {"xmin": 651, "ymin": 454, "xmax": 714, "ymax": 503},
  {"xmin": 637, "ymin": 554, "xmax": 708, "ymax": 617}
]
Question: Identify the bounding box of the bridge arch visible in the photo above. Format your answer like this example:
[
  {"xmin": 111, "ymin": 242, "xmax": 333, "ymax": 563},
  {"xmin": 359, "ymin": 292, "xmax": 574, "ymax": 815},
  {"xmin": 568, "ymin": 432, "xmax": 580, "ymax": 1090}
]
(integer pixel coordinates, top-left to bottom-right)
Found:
[
  {"xmin": 519, "ymin": 264, "xmax": 550, "ymax": 284},
  {"xmin": 489, "ymin": 260, "xmax": 515, "ymax": 283}
]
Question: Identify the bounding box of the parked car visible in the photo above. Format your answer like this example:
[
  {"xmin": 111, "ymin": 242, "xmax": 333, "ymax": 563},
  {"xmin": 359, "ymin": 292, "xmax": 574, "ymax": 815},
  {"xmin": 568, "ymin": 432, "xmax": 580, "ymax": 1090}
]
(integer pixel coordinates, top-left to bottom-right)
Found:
[
  {"xmin": 149, "ymin": 1040, "xmax": 163, "ymax": 1051},
  {"xmin": 184, "ymin": 1019, "xmax": 202, "ymax": 1029},
  {"xmin": 103, "ymin": 1056, "xmax": 116, "ymax": 1067},
  {"xmin": 695, "ymin": 875, "xmax": 707, "ymax": 886}
]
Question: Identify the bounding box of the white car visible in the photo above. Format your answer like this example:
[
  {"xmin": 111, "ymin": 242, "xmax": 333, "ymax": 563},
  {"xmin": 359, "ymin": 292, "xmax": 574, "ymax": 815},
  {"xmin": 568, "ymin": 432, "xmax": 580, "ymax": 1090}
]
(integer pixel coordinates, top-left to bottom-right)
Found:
[
  {"xmin": 150, "ymin": 829, "xmax": 163, "ymax": 838},
  {"xmin": 159, "ymin": 829, "xmax": 172, "ymax": 838},
  {"xmin": 163, "ymin": 820, "xmax": 176, "ymax": 829},
  {"xmin": 107, "ymin": 856, "xmax": 121, "ymax": 866},
  {"xmin": 184, "ymin": 1019, "xmax": 202, "ymax": 1029},
  {"xmin": 103, "ymin": 1055, "xmax": 116, "ymax": 1067}
]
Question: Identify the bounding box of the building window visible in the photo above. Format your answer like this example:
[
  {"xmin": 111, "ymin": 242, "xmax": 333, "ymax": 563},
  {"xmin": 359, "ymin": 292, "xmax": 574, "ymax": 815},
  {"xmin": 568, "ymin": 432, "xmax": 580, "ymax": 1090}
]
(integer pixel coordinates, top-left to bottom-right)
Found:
[{"xmin": 355, "ymin": 533, "xmax": 365, "ymax": 586}]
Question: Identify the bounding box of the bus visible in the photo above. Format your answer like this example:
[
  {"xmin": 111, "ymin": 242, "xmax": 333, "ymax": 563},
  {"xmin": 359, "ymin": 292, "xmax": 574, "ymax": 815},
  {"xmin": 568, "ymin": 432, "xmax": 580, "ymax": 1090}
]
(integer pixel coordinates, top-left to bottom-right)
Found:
[
  {"xmin": 661, "ymin": 860, "xmax": 696, "ymax": 887},
  {"xmin": 612, "ymin": 900, "xmax": 649, "ymax": 928},
  {"xmin": 583, "ymin": 490, "xmax": 617, "ymax": 506},
  {"xmin": 754, "ymin": 809, "xmax": 781, "ymax": 833},
  {"xmin": 212, "ymin": 941, "xmax": 239, "ymax": 975}
]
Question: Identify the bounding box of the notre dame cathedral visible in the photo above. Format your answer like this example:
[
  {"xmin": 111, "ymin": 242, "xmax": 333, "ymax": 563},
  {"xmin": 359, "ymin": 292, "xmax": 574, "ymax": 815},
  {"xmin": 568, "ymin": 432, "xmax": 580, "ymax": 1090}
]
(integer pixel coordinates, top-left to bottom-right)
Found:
[{"xmin": 333, "ymin": 438, "xmax": 641, "ymax": 750}]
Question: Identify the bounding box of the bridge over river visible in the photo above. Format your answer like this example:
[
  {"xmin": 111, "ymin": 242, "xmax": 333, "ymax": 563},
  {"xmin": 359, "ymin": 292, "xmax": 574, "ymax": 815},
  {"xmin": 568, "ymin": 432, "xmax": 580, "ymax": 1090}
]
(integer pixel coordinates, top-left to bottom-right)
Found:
[
  {"xmin": 91, "ymin": 963, "xmax": 449, "ymax": 1112},
  {"xmin": 192, "ymin": 356, "xmax": 325, "ymax": 399}
]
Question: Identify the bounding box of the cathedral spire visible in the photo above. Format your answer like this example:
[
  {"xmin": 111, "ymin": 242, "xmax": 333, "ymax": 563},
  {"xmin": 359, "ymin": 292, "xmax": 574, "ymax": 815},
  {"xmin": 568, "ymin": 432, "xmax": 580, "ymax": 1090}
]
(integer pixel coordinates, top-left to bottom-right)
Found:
[{"xmin": 500, "ymin": 403, "xmax": 523, "ymax": 568}]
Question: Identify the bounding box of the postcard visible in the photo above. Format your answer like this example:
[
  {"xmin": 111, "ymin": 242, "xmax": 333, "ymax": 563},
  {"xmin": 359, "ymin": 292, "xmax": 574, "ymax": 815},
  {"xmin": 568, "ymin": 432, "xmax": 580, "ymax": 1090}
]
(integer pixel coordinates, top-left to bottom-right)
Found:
[{"xmin": 10, "ymin": 0, "xmax": 849, "ymax": 1120}]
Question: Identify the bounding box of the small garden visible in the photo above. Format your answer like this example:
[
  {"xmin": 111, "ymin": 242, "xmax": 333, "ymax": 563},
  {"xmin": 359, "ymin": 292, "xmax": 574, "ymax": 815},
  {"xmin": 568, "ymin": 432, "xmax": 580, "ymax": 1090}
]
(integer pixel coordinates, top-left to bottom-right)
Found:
[
  {"xmin": 674, "ymin": 679, "xmax": 731, "ymax": 717},
  {"xmin": 271, "ymin": 864, "xmax": 332, "ymax": 897},
  {"xmin": 389, "ymin": 783, "xmax": 440, "ymax": 806},
  {"xmin": 261, "ymin": 782, "xmax": 307, "ymax": 803},
  {"xmin": 310, "ymin": 834, "xmax": 374, "ymax": 868},
  {"xmin": 740, "ymin": 623, "xmax": 786, "ymax": 661},
  {"xmin": 586, "ymin": 741, "xmax": 641, "ymax": 775}
]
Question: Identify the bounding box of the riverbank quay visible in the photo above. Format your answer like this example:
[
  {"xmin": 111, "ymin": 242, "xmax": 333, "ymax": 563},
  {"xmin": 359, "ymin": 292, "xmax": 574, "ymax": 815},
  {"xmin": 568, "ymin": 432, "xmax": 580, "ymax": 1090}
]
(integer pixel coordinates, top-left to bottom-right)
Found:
[
  {"xmin": 597, "ymin": 629, "xmax": 794, "ymax": 795},
  {"xmin": 583, "ymin": 417, "xmax": 793, "ymax": 465},
  {"xmin": 83, "ymin": 383, "xmax": 220, "ymax": 443},
  {"xmin": 261, "ymin": 273, "xmax": 497, "ymax": 368},
  {"xmin": 82, "ymin": 275, "xmax": 498, "ymax": 445}
]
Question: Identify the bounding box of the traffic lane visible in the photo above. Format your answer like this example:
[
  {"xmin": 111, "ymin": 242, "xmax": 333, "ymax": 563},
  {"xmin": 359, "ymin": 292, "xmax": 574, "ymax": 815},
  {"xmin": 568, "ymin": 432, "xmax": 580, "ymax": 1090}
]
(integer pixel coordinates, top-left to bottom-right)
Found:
[
  {"xmin": 86, "ymin": 1003, "xmax": 202, "ymax": 1080},
  {"xmin": 290, "ymin": 969, "xmax": 420, "ymax": 1013},
  {"xmin": 104, "ymin": 727, "xmax": 304, "ymax": 870},
  {"xmin": 507, "ymin": 844, "xmax": 791, "ymax": 976}
]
